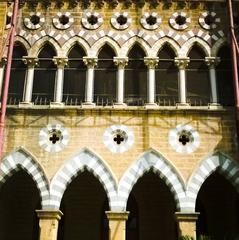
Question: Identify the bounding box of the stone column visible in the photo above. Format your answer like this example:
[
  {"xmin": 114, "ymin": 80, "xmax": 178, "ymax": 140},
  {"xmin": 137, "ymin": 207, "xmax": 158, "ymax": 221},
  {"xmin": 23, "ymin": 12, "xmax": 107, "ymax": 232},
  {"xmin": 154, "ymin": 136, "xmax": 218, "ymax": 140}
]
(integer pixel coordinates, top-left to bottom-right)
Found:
[
  {"xmin": 175, "ymin": 57, "xmax": 190, "ymax": 106},
  {"xmin": 51, "ymin": 57, "xmax": 68, "ymax": 106},
  {"xmin": 144, "ymin": 57, "xmax": 159, "ymax": 108},
  {"xmin": 20, "ymin": 57, "xmax": 39, "ymax": 105},
  {"xmin": 175, "ymin": 212, "xmax": 199, "ymax": 239},
  {"xmin": 0, "ymin": 58, "xmax": 6, "ymax": 98},
  {"xmin": 113, "ymin": 57, "xmax": 128, "ymax": 106},
  {"xmin": 83, "ymin": 57, "xmax": 97, "ymax": 106},
  {"xmin": 205, "ymin": 57, "xmax": 221, "ymax": 106},
  {"xmin": 36, "ymin": 210, "xmax": 63, "ymax": 240},
  {"xmin": 106, "ymin": 211, "xmax": 129, "ymax": 240}
]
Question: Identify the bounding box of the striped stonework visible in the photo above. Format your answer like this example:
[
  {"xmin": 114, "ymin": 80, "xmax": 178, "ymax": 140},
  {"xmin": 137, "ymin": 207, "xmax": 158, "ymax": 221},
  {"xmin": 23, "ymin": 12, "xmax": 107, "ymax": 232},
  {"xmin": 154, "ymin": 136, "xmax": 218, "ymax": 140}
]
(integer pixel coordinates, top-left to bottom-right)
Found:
[
  {"xmin": 169, "ymin": 12, "xmax": 191, "ymax": 31},
  {"xmin": 199, "ymin": 11, "xmax": 221, "ymax": 30},
  {"xmin": 186, "ymin": 152, "xmax": 239, "ymax": 212},
  {"xmin": 117, "ymin": 149, "xmax": 186, "ymax": 211},
  {"xmin": 0, "ymin": 148, "xmax": 49, "ymax": 208},
  {"xmin": 24, "ymin": 12, "xmax": 45, "ymax": 30},
  {"xmin": 49, "ymin": 148, "xmax": 117, "ymax": 210},
  {"xmin": 140, "ymin": 12, "xmax": 161, "ymax": 30},
  {"xmin": 110, "ymin": 12, "xmax": 132, "ymax": 30},
  {"xmin": 52, "ymin": 12, "xmax": 74, "ymax": 30},
  {"xmin": 81, "ymin": 11, "xmax": 103, "ymax": 30}
]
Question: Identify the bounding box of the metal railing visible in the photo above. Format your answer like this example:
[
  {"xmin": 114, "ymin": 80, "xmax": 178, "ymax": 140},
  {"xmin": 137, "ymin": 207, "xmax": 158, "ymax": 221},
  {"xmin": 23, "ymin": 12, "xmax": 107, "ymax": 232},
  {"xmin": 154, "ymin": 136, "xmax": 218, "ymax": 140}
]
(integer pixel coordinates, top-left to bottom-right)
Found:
[{"xmin": 32, "ymin": 94, "xmax": 52, "ymax": 105}]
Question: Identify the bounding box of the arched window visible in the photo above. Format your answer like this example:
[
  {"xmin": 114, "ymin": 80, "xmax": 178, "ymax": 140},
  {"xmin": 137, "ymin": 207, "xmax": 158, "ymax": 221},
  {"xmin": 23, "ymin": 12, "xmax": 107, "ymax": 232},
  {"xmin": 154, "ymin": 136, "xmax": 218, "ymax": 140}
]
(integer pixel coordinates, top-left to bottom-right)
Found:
[
  {"xmin": 216, "ymin": 45, "xmax": 234, "ymax": 106},
  {"xmin": 125, "ymin": 44, "xmax": 147, "ymax": 106},
  {"xmin": 94, "ymin": 44, "xmax": 116, "ymax": 106},
  {"xmin": 8, "ymin": 44, "xmax": 27, "ymax": 105},
  {"xmin": 33, "ymin": 43, "xmax": 56, "ymax": 105},
  {"xmin": 64, "ymin": 44, "xmax": 86, "ymax": 105},
  {"xmin": 156, "ymin": 45, "xmax": 177, "ymax": 106},
  {"xmin": 187, "ymin": 45, "xmax": 210, "ymax": 106}
]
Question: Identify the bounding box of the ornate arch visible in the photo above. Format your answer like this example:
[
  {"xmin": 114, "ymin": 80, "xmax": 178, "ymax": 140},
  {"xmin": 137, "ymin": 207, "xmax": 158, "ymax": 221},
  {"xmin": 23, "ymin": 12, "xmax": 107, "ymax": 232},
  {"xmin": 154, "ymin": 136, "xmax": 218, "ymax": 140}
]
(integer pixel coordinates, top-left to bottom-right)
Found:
[
  {"xmin": 15, "ymin": 36, "xmax": 31, "ymax": 52},
  {"xmin": 186, "ymin": 152, "xmax": 239, "ymax": 211},
  {"xmin": 180, "ymin": 37, "xmax": 211, "ymax": 57},
  {"xmin": 29, "ymin": 36, "xmax": 61, "ymax": 57},
  {"xmin": 0, "ymin": 148, "xmax": 49, "ymax": 208},
  {"xmin": 117, "ymin": 149, "xmax": 186, "ymax": 211},
  {"xmin": 91, "ymin": 36, "xmax": 120, "ymax": 57},
  {"xmin": 49, "ymin": 148, "xmax": 118, "ymax": 210},
  {"xmin": 211, "ymin": 37, "xmax": 227, "ymax": 57},
  {"xmin": 152, "ymin": 37, "xmax": 180, "ymax": 57},
  {"xmin": 120, "ymin": 36, "xmax": 151, "ymax": 57},
  {"xmin": 62, "ymin": 36, "xmax": 90, "ymax": 56}
]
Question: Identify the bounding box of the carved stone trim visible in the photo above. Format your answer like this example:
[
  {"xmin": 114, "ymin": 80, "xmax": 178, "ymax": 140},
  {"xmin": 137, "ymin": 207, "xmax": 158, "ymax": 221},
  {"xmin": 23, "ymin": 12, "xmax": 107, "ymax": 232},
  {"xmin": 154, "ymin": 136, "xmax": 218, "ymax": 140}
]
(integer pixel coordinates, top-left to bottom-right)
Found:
[
  {"xmin": 53, "ymin": 57, "xmax": 68, "ymax": 68},
  {"xmin": 22, "ymin": 56, "xmax": 39, "ymax": 68},
  {"xmin": 174, "ymin": 57, "xmax": 190, "ymax": 70},
  {"xmin": 113, "ymin": 57, "xmax": 128, "ymax": 69},
  {"xmin": 83, "ymin": 57, "xmax": 98, "ymax": 68},
  {"xmin": 205, "ymin": 57, "xmax": 220, "ymax": 69},
  {"xmin": 144, "ymin": 57, "xmax": 159, "ymax": 69}
]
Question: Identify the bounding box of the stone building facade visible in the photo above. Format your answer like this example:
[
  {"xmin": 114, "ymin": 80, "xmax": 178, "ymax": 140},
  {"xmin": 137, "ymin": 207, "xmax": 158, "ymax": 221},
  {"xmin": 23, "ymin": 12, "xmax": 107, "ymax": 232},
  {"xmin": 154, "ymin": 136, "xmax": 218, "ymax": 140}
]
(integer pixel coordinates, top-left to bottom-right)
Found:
[{"xmin": 0, "ymin": 0, "xmax": 238, "ymax": 240}]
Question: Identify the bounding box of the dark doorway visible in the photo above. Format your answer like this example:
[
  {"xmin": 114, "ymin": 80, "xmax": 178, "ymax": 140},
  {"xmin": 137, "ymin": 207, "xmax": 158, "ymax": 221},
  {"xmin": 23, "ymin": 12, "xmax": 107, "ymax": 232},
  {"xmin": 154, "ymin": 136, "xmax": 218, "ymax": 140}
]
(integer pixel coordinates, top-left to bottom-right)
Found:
[
  {"xmin": 196, "ymin": 172, "xmax": 239, "ymax": 240},
  {"xmin": 57, "ymin": 170, "xmax": 109, "ymax": 240},
  {"xmin": 64, "ymin": 44, "xmax": 86, "ymax": 105},
  {"xmin": 0, "ymin": 170, "xmax": 40, "ymax": 240},
  {"xmin": 126, "ymin": 171, "xmax": 177, "ymax": 240}
]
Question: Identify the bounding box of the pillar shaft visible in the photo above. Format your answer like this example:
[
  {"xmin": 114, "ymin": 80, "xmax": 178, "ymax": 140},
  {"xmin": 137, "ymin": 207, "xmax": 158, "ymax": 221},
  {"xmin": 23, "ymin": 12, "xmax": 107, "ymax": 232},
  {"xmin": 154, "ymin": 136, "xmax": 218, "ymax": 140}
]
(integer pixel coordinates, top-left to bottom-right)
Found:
[
  {"xmin": 106, "ymin": 211, "xmax": 129, "ymax": 240},
  {"xmin": 144, "ymin": 57, "xmax": 159, "ymax": 105},
  {"xmin": 114, "ymin": 57, "xmax": 128, "ymax": 105},
  {"xmin": 205, "ymin": 57, "xmax": 220, "ymax": 105},
  {"xmin": 83, "ymin": 57, "xmax": 97, "ymax": 105},
  {"xmin": 0, "ymin": 58, "xmax": 6, "ymax": 98},
  {"xmin": 175, "ymin": 58, "xmax": 190, "ymax": 105},
  {"xmin": 22, "ymin": 57, "xmax": 39, "ymax": 104},
  {"xmin": 175, "ymin": 212, "xmax": 199, "ymax": 239},
  {"xmin": 53, "ymin": 57, "xmax": 68, "ymax": 104},
  {"xmin": 36, "ymin": 210, "xmax": 63, "ymax": 240}
]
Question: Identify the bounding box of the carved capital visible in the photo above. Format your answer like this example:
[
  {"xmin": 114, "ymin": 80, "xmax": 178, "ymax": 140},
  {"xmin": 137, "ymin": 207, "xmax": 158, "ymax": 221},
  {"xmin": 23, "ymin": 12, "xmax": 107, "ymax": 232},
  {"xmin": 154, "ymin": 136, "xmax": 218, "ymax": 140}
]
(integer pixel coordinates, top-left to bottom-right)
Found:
[
  {"xmin": 22, "ymin": 56, "xmax": 39, "ymax": 68},
  {"xmin": 205, "ymin": 57, "xmax": 220, "ymax": 69},
  {"xmin": 83, "ymin": 57, "xmax": 98, "ymax": 68},
  {"xmin": 174, "ymin": 57, "xmax": 190, "ymax": 70},
  {"xmin": 144, "ymin": 57, "xmax": 159, "ymax": 69},
  {"xmin": 113, "ymin": 57, "xmax": 128, "ymax": 69},
  {"xmin": 0, "ymin": 58, "xmax": 7, "ymax": 68},
  {"xmin": 53, "ymin": 57, "xmax": 68, "ymax": 68}
]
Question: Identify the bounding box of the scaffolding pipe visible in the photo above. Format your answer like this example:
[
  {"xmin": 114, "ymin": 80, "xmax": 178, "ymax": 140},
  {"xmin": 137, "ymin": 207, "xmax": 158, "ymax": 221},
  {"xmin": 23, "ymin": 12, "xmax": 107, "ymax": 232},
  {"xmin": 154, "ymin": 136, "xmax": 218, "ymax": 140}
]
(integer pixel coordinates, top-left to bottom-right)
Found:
[
  {"xmin": 0, "ymin": 0, "xmax": 19, "ymax": 160},
  {"xmin": 227, "ymin": 0, "xmax": 239, "ymax": 144}
]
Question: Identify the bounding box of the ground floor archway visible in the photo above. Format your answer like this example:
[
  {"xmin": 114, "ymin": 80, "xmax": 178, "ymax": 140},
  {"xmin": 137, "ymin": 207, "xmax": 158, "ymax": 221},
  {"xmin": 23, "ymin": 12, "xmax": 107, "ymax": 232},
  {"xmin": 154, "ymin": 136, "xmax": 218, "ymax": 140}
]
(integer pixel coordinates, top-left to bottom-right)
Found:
[
  {"xmin": 196, "ymin": 172, "xmax": 239, "ymax": 240},
  {"xmin": 0, "ymin": 170, "xmax": 40, "ymax": 240},
  {"xmin": 57, "ymin": 170, "xmax": 109, "ymax": 240},
  {"xmin": 126, "ymin": 171, "xmax": 178, "ymax": 240}
]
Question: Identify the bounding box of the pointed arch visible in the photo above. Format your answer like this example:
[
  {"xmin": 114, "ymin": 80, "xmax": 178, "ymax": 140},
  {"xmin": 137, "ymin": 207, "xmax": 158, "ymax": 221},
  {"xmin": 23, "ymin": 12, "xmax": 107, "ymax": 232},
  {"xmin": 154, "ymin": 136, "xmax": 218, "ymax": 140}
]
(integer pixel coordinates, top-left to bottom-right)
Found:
[
  {"xmin": 49, "ymin": 148, "xmax": 118, "ymax": 210},
  {"xmin": 29, "ymin": 36, "xmax": 60, "ymax": 57},
  {"xmin": 180, "ymin": 37, "xmax": 211, "ymax": 57},
  {"xmin": 91, "ymin": 36, "xmax": 120, "ymax": 57},
  {"xmin": 14, "ymin": 36, "xmax": 31, "ymax": 53},
  {"xmin": 152, "ymin": 37, "xmax": 180, "ymax": 57},
  {"xmin": 186, "ymin": 152, "xmax": 239, "ymax": 211},
  {"xmin": 120, "ymin": 36, "xmax": 150, "ymax": 57},
  {"xmin": 117, "ymin": 149, "xmax": 186, "ymax": 211},
  {"xmin": 211, "ymin": 37, "xmax": 227, "ymax": 57},
  {"xmin": 62, "ymin": 36, "xmax": 90, "ymax": 56},
  {"xmin": 0, "ymin": 148, "xmax": 49, "ymax": 208}
]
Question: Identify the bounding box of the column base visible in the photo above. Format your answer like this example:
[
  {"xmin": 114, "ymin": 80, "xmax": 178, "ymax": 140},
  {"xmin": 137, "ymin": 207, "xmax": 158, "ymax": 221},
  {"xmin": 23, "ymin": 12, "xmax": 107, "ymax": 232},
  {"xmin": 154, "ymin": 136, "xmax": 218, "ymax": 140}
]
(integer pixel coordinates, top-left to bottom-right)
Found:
[
  {"xmin": 19, "ymin": 102, "xmax": 34, "ymax": 108},
  {"xmin": 82, "ymin": 102, "xmax": 95, "ymax": 108},
  {"xmin": 144, "ymin": 103, "xmax": 158, "ymax": 109},
  {"xmin": 208, "ymin": 103, "xmax": 223, "ymax": 109},
  {"xmin": 50, "ymin": 102, "xmax": 65, "ymax": 108},
  {"xmin": 113, "ymin": 103, "xmax": 127, "ymax": 108},
  {"xmin": 176, "ymin": 103, "xmax": 191, "ymax": 109}
]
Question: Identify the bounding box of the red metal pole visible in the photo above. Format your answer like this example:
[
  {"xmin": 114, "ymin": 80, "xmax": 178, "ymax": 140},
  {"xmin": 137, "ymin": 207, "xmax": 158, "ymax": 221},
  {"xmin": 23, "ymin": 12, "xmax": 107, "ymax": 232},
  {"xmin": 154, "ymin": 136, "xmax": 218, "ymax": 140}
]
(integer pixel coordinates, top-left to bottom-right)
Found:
[
  {"xmin": 0, "ymin": 0, "xmax": 19, "ymax": 160},
  {"xmin": 227, "ymin": 0, "xmax": 239, "ymax": 144}
]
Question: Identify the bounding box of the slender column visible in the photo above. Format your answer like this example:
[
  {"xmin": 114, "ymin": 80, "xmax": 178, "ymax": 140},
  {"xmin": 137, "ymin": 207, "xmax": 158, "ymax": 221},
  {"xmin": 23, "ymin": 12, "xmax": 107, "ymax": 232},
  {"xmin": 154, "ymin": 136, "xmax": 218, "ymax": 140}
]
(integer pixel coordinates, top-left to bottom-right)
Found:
[
  {"xmin": 175, "ymin": 57, "xmax": 190, "ymax": 106},
  {"xmin": 205, "ymin": 57, "xmax": 221, "ymax": 106},
  {"xmin": 114, "ymin": 57, "xmax": 128, "ymax": 106},
  {"xmin": 36, "ymin": 210, "xmax": 63, "ymax": 240},
  {"xmin": 21, "ymin": 57, "xmax": 39, "ymax": 105},
  {"xmin": 0, "ymin": 58, "xmax": 6, "ymax": 98},
  {"xmin": 175, "ymin": 212, "xmax": 199, "ymax": 239},
  {"xmin": 52, "ymin": 57, "xmax": 68, "ymax": 105},
  {"xmin": 144, "ymin": 57, "xmax": 159, "ymax": 107},
  {"xmin": 106, "ymin": 211, "xmax": 129, "ymax": 240}
]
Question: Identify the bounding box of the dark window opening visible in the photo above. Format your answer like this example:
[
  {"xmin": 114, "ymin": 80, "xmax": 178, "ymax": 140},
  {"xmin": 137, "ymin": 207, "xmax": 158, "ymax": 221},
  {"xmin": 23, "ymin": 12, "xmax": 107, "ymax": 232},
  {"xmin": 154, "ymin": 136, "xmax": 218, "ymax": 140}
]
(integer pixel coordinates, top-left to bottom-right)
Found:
[
  {"xmin": 8, "ymin": 44, "xmax": 27, "ymax": 105},
  {"xmin": 33, "ymin": 43, "xmax": 56, "ymax": 105},
  {"xmin": 187, "ymin": 45, "xmax": 210, "ymax": 106},
  {"xmin": 204, "ymin": 15, "xmax": 215, "ymax": 25},
  {"xmin": 6, "ymin": 15, "xmax": 11, "ymax": 25},
  {"xmin": 59, "ymin": 15, "xmax": 69, "ymax": 25},
  {"xmin": 175, "ymin": 15, "xmax": 186, "ymax": 25},
  {"xmin": 64, "ymin": 44, "xmax": 86, "ymax": 105},
  {"xmin": 87, "ymin": 15, "xmax": 98, "ymax": 25},
  {"xmin": 116, "ymin": 15, "xmax": 127, "ymax": 25},
  {"xmin": 156, "ymin": 44, "xmax": 177, "ymax": 106},
  {"xmin": 30, "ymin": 15, "xmax": 40, "ymax": 25},
  {"xmin": 125, "ymin": 44, "xmax": 147, "ymax": 106},
  {"xmin": 146, "ymin": 15, "xmax": 157, "ymax": 25},
  {"xmin": 95, "ymin": 44, "xmax": 116, "ymax": 106}
]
